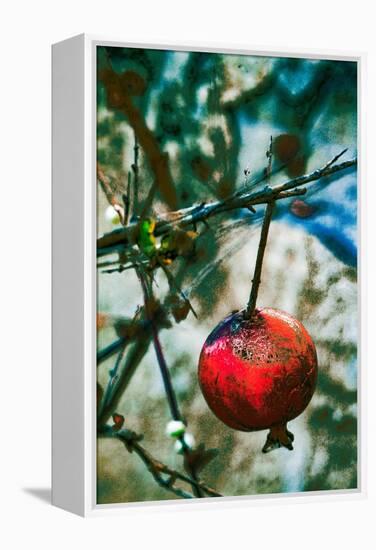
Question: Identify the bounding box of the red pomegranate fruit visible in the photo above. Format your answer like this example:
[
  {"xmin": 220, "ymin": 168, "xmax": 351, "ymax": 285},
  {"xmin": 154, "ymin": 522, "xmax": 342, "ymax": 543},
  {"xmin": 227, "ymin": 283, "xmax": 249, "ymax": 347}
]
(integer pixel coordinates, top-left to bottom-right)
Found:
[{"xmin": 198, "ymin": 307, "xmax": 318, "ymax": 452}]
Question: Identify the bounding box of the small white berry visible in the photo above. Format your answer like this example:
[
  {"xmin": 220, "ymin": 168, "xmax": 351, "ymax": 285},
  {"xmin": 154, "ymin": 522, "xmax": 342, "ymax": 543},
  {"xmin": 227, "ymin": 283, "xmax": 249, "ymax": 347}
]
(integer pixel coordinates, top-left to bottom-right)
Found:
[
  {"xmin": 165, "ymin": 420, "xmax": 186, "ymax": 438},
  {"xmin": 174, "ymin": 432, "xmax": 195, "ymax": 454},
  {"xmin": 105, "ymin": 205, "xmax": 121, "ymax": 225}
]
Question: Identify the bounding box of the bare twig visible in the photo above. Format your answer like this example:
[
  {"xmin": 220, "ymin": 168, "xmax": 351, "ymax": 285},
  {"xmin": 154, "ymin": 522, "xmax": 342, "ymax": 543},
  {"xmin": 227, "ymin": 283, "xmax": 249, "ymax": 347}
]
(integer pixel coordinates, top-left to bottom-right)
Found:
[
  {"xmin": 157, "ymin": 259, "xmax": 198, "ymax": 319},
  {"xmin": 101, "ymin": 263, "xmax": 143, "ymax": 274},
  {"xmin": 322, "ymin": 147, "xmax": 347, "ymax": 170},
  {"xmin": 131, "ymin": 134, "xmax": 140, "ymax": 215},
  {"xmin": 97, "ymin": 153, "xmax": 356, "ymax": 257},
  {"xmin": 97, "ymin": 333, "xmax": 153, "ymax": 426},
  {"xmin": 97, "ymin": 343, "xmax": 128, "ymax": 419},
  {"xmin": 266, "ymin": 135, "xmax": 273, "ymax": 180},
  {"xmin": 137, "ymin": 269, "xmax": 204, "ymax": 497},
  {"xmin": 97, "ymin": 162, "xmax": 125, "ymax": 224},
  {"xmin": 123, "ymin": 172, "xmax": 133, "ymax": 225},
  {"xmin": 138, "ymin": 270, "xmax": 181, "ymax": 420},
  {"xmin": 97, "ymin": 295, "xmax": 172, "ymax": 426},
  {"xmin": 97, "ymin": 337, "xmax": 126, "ymax": 366},
  {"xmin": 100, "ymin": 427, "xmax": 222, "ymax": 499},
  {"xmin": 99, "ymin": 69, "xmax": 178, "ymax": 210},
  {"xmin": 234, "ymin": 159, "xmax": 287, "ymax": 197}
]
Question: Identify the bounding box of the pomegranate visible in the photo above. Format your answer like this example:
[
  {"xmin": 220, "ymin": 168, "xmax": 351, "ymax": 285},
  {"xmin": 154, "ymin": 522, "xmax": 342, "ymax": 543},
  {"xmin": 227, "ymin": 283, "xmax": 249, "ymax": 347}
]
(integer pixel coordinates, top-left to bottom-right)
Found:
[{"xmin": 198, "ymin": 307, "xmax": 318, "ymax": 452}]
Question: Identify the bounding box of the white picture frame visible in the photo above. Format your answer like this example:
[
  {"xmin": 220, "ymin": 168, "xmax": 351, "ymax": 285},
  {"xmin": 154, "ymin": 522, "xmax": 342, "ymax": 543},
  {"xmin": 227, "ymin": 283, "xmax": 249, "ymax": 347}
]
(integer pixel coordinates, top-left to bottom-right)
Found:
[{"xmin": 52, "ymin": 34, "xmax": 365, "ymax": 516}]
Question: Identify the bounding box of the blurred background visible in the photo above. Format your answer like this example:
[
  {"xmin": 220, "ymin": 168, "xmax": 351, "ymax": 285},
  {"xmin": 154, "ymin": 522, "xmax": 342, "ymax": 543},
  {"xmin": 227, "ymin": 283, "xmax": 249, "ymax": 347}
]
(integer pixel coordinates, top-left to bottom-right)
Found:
[{"xmin": 96, "ymin": 46, "xmax": 357, "ymax": 503}]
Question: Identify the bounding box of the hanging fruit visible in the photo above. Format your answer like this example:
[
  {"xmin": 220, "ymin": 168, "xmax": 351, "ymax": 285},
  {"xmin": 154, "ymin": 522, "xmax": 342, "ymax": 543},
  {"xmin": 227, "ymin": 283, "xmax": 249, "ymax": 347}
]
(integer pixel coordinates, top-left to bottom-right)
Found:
[
  {"xmin": 198, "ymin": 159, "xmax": 319, "ymax": 452},
  {"xmin": 198, "ymin": 307, "xmax": 318, "ymax": 452}
]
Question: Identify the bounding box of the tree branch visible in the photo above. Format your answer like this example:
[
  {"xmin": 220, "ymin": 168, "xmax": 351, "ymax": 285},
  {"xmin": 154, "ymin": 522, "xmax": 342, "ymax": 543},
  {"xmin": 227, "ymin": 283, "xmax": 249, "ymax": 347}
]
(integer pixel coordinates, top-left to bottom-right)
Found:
[
  {"xmin": 97, "ymin": 336, "xmax": 126, "ymax": 366},
  {"xmin": 97, "ymin": 342, "xmax": 128, "ymax": 420},
  {"xmin": 100, "ymin": 427, "xmax": 222, "ymax": 499},
  {"xmin": 131, "ymin": 133, "xmax": 140, "ymax": 215},
  {"xmin": 137, "ymin": 269, "xmax": 204, "ymax": 497},
  {"xmin": 97, "ymin": 162, "xmax": 125, "ymax": 224},
  {"xmin": 138, "ymin": 270, "xmax": 181, "ymax": 421},
  {"xmin": 97, "ymin": 332, "xmax": 153, "ymax": 426},
  {"xmin": 99, "ymin": 69, "xmax": 178, "ymax": 210},
  {"xmin": 97, "ymin": 153, "xmax": 356, "ymax": 257}
]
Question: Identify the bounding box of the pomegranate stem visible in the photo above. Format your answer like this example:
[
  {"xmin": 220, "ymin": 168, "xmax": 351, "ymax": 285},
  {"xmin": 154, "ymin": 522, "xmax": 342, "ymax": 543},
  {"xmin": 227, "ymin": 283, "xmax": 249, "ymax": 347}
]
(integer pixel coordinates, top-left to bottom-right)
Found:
[
  {"xmin": 262, "ymin": 423, "xmax": 294, "ymax": 453},
  {"xmin": 245, "ymin": 199, "xmax": 275, "ymax": 318}
]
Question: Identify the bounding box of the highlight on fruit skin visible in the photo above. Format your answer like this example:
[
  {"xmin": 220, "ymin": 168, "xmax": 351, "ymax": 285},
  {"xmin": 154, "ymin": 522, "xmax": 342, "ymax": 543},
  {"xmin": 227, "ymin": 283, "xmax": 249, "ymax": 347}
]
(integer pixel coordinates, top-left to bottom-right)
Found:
[{"xmin": 198, "ymin": 307, "xmax": 318, "ymax": 453}]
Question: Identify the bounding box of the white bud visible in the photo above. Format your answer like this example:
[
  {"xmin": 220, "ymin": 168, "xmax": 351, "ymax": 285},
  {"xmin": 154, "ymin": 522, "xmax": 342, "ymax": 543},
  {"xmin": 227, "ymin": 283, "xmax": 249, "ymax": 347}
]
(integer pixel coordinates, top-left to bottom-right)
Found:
[
  {"xmin": 174, "ymin": 432, "xmax": 195, "ymax": 454},
  {"xmin": 165, "ymin": 420, "xmax": 186, "ymax": 438},
  {"xmin": 105, "ymin": 205, "xmax": 121, "ymax": 225}
]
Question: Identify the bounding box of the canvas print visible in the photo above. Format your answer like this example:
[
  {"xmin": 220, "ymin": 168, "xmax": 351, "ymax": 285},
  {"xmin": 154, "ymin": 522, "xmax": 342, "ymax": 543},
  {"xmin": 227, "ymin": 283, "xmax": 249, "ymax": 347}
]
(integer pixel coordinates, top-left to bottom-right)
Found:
[{"xmin": 96, "ymin": 45, "xmax": 358, "ymax": 504}]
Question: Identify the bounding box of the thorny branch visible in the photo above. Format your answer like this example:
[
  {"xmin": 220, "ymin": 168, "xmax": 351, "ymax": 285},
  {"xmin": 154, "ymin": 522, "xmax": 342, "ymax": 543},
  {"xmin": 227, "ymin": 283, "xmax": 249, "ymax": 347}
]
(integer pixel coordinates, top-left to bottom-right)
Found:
[{"xmin": 99, "ymin": 427, "xmax": 222, "ymax": 499}]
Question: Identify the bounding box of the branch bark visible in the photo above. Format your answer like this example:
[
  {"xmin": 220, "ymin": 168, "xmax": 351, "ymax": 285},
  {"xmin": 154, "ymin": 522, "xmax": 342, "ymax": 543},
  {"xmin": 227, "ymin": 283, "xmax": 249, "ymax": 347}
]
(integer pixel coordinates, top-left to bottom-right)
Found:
[
  {"xmin": 97, "ymin": 336, "xmax": 126, "ymax": 366},
  {"xmin": 97, "ymin": 153, "xmax": 356, "ymax": 257}
]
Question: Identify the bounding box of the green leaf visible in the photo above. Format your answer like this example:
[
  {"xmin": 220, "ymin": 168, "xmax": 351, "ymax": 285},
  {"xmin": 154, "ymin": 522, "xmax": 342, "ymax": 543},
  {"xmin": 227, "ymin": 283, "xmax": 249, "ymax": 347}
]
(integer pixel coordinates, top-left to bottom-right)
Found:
[{"xmin": 138, "ymin": 218, "xmax": 157, "ymax": 256}]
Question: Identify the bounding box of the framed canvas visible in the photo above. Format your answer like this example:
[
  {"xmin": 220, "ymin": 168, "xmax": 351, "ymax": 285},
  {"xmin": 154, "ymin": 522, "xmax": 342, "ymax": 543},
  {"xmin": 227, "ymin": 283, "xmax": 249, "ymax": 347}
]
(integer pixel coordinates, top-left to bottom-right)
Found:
[{"xmin": 52, "ymin": 35, "xmax": 363, "ymax": 516}]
